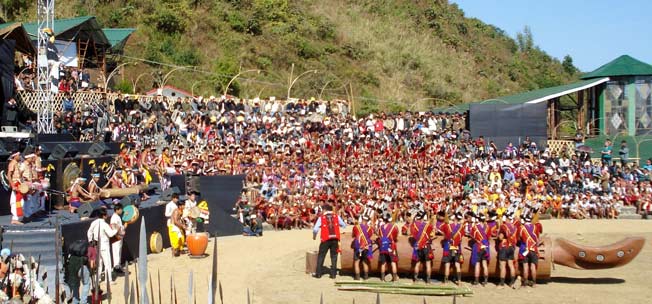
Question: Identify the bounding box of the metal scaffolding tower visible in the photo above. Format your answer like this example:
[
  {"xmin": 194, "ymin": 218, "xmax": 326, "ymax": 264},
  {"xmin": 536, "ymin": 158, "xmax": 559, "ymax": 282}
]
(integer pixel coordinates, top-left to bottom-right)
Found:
[{"xmin": 36, "ymin": 0, "xmax": 55, "ymax": 134}]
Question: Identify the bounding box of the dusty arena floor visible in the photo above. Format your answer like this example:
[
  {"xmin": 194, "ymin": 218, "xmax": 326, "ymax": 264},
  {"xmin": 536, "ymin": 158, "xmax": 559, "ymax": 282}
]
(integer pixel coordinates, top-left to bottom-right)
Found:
[{"xmin": 113, "ymin": 220, "xmax": 652, "ymax": 304}]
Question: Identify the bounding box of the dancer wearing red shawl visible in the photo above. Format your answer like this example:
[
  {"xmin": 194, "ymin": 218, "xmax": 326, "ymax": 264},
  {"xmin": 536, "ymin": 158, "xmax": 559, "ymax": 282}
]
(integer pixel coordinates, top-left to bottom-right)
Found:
[
  {"xmin": 440, "ymin": 212, "xmax": 465, "ymax": 285},
  {"xmin": 498, "ymin": 211, "xmax": 518, "ymax": 288},
  {"xmin": 352, "ymin": 215, "xmax": 374, "ymax": 280},
  {"xmin": 409, "ymin": 211, "xmax": 434, "ymax": 283},
  {"xmin": 518, "ymin": 213, "xmax": 542, "ymax": 287},
  {"xmin": 470, "ymin": 213, "xmax": 491, "ymax": 286},
  {"xmin": 377, "ymin": 213, "xmax": 399, "ymax": 282}
]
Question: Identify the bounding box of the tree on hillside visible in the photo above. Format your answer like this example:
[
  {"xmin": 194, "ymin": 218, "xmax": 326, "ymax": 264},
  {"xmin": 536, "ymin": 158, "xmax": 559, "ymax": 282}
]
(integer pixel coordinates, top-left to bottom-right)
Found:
[
  {"xmin": 0, "ymin": 0, "xmax": 29, "ymax": 21},
  {"xmin": 562, "ymin": 55, "xmax": 579, "ymax": 75},
  {"xmin": 516, "ymin": 25, "xmax": 534, "ymax": 53}
]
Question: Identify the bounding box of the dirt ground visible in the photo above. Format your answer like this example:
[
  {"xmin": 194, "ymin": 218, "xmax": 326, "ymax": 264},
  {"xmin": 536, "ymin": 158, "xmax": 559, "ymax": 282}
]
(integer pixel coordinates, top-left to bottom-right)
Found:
[{"xmin": 111, "ymin": 219, "xmax": 652, "ymax": 304}]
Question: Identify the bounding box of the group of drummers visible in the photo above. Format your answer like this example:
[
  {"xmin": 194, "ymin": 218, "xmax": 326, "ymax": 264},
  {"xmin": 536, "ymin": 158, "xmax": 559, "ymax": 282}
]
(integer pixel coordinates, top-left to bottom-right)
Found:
[{"xmin": 5, "ymin": 147, "xmax": 50, "ymax": 225}]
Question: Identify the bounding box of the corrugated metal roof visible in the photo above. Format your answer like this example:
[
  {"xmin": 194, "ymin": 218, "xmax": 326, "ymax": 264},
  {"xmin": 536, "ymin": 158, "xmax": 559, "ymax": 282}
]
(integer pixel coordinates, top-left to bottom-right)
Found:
[
  {"xmin": 22, "ymin": 16, "xmax": 94, "ymax": 37},
  {"xmin": 102, "ymin": 28, "xmax": 135, "ymax": 49},
  {"xmin": 433, "ymin": 77, "xmax": 610, "ymax": 113},
  {"xmin": 20, "ymin": 16, "xmax": 109, "ymax": 46},
  {"xmin": 581, "ymin": 55, "xmax": 652, "ymax": 79}
]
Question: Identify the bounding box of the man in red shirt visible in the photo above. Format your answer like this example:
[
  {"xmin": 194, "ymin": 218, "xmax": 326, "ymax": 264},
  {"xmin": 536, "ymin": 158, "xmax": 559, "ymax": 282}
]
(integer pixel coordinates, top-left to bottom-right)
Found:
[{"xmin": 312, "ymin": 204, "xmax": 346, "ymax": 279}]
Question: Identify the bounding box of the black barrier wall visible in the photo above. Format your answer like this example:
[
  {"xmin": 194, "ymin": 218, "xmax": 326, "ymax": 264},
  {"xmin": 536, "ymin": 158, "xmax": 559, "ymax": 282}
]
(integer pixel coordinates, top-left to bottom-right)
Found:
[
  {"xmin": 199, "ymin": 175, "xmax": 245, "ymax": 236},
  {"xmin": 469, "ymin": 102, "xmax": 547, "ymax": 149}
]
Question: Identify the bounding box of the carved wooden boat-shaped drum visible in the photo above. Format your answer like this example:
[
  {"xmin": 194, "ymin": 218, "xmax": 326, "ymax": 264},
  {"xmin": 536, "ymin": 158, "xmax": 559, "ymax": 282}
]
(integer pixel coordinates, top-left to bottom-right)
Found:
[
  {"xmin": 341, "ymin": 234, "xmax": 551, "ymax": 279},
  {"xmin": 187, "ymin": 232, "xmax": 209, "ymax": 257},
  {"xmin": 340, "ymin": 234, "xmax": 645, "ymax": 280}
]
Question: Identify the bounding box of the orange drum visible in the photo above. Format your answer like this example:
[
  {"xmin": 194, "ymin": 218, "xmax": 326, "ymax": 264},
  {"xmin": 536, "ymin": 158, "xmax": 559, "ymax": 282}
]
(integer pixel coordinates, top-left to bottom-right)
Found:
[{"xmin": 186, "ymin": 232, "xmax": 209, "ymax": 257}]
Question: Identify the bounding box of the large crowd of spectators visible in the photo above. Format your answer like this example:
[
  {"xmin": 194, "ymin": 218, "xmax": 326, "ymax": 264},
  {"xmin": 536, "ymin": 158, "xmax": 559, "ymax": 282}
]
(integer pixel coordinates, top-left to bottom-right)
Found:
[
  {"xmin": 8, "ymin": 56, "xmax": 652, "ymax": 230},
  {"xmin": 14, "ymin": 55, "xmax": 93, "ymax": 94},
  {"xmin": 27, "ymin": 91, "xmax": 651, "ymax": 232}
]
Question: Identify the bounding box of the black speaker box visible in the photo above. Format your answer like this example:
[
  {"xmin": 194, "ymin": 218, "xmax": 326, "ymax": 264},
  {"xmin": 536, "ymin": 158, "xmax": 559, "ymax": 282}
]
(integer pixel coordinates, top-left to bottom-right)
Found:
[
  {"xmin": 87, "ymin": 142, "xmax": 111, "ymax": 157},
  {"xmin": 119, "ymin": 194, "xmax": 140, "ymax": 207},
  {"xmin": 50, "ymin": 144, "xmax": 79, "ymax": 160},
  {"xmin": 77, "ymin": 202, "xmax": 104, "ymax": 218}
]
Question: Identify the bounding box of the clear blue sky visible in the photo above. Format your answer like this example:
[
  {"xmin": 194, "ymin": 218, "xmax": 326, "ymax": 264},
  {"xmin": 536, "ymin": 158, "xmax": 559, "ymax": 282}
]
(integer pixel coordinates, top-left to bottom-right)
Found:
[{"xmin": 453, "ymin": 0, "xmax": 652, "ymax": 72}]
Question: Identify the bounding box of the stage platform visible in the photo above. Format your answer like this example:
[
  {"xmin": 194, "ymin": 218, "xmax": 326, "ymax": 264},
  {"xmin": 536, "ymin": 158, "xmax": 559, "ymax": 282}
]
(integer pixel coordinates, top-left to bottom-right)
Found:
[{"xmin": 0, "ymin": 174, "xmax": 246, "ymax": 295}]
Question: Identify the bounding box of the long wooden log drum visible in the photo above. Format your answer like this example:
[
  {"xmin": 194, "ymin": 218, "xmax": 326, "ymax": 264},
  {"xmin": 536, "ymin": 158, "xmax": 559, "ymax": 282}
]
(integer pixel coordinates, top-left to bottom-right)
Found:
[
  {"xmin": 99, "ymin": 184, "xmax": 148, "ymax": 198},
  {"xmin": 338, "ymin": 234, "xmax": 644, "ymax": 280}
]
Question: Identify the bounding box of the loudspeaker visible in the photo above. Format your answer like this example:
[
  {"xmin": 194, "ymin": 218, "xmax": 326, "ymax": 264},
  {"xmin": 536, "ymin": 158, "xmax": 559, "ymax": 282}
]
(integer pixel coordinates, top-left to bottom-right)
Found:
[
  {"xmin": 78, "ymin": 202, "xmax": 104, "ymax": 218},
  {"xmin": 50, "ymin": 144, "xmax": 79, "ymax": 160},
  {"xmin": 119, "ymin": 194, "xmax": 140, "ymax": 207},
  {"xmin": 160, "ymin": 186, "xmax": 181, "ymax": 201},
  {"xmin": 87, "ymin": 142, "xmax": 111, "ymax": 157}
]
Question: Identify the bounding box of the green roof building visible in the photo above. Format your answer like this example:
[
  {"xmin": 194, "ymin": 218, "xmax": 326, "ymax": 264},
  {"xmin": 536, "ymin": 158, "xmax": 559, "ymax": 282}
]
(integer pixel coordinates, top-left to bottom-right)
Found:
[
  {"xmin": 580, "ymin": 55, "xmax": 652, "ymax": 137},
  {"xmin": 434, "ymin": 54, "xmax": 652, "ymax": 162}
]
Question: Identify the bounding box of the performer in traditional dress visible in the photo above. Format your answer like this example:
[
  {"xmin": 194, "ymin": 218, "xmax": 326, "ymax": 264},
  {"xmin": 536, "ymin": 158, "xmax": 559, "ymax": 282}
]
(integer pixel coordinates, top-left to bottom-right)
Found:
[
  {"xmin": 518, "ymin": 212, "xmax": 542, "ymax": 287},
  {"xmin": 20, "ymin": 153, "xmax": 38, "ymax": 219},
  {"xmin": 352, "ymin": 215, "xmax": 374, "ymax": 281},
  {"xmin": 441, "ymin": 212, "xmax": 464, "ymax": 285},
  {"xmin": 312, "ymin": 204, "xmax": 346, "ymax": 279},
  {"xmin": 87, "ymin": 172, "xmax": 105, "ymax": 198},
  {"xmin": 68, "ymin": 178, "xmax": 95, "ymax": 213},
  {"xmin": 409, "ymin": 211, "xmax": 434, "ymax": 283},
  {"xmin": 7, "ymin": 152, "xmax": 24, "ymax": 224},
  {"xmin": 183, "ymin": 191, "xmax": 199, "ymax": 235},
  {"xmin": 377, "ymin": 212, "xmax": 399, "ymax": 282},
  {"xmin": 167, "ymin": 194, "xmax": 187, "ymax": 257},
  {"xmin": 157, "ymin": 147, "xmax": 173, "ymax": 191},
  {"xmin": 470, "ymin": 213, "xmax": 491, "ymax": 286},
  {"xmin": 116, "ymin": 144, "xmax": 131, "ymax": 169},
  {"xmin": 108, "ymin": 169, "xmax": 126, "ymax": 189},
  {"xmin": 497, "ymin": 211, "xmax": 518, "ymax": 288},
  {"xmin": 110, "ymin": 203, "xmax": 126, "ymax": 274}
]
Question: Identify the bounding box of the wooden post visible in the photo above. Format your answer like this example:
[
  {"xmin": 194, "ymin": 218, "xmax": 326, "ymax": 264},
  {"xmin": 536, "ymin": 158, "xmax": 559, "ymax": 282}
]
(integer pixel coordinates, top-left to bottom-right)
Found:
[{"xmin": 577, "ymin": 90, "xmax": 586, "ymax": 135}]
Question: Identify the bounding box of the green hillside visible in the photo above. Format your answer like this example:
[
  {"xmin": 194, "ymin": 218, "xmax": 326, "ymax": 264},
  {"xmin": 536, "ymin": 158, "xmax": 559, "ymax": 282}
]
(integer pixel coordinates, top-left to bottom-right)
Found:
[{"xmin": 6, "ymin": 0, "xmax": 579, "ymax": 114}]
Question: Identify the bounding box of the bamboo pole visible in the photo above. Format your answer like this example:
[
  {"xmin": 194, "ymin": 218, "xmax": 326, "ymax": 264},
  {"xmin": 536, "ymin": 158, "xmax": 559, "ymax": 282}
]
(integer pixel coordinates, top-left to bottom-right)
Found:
[
  {"xmin": 139, "ymin": 217, "xmax": 149, "ymax": 303},
  {"xmin": 157, "ymin": 269, "xmax": 161, "ymax": 304},
  {"xmin": 210, "ymin": 237, "xmax": 218, "ymax": 304},
  {"xmin": 149, "ymin": 273, "xmax": 154, "ymax": 304}
]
